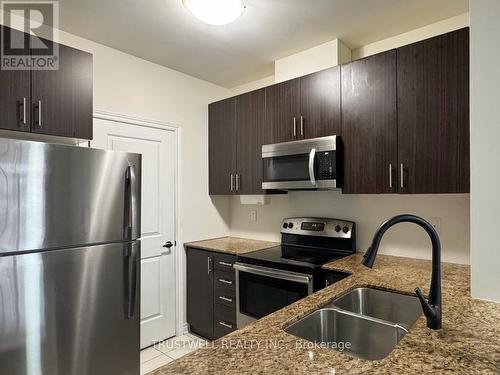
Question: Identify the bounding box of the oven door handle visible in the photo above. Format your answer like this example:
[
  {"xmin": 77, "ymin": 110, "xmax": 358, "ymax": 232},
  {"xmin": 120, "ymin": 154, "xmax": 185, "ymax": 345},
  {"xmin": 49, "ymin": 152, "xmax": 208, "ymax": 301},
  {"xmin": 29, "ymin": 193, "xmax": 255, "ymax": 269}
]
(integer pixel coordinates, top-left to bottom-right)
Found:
[
  {"xmin": 308, "ymin": 148, "xmax": 316, "ymax": 186},
  {"xmin": 233, "ymin": 263, "xmax": 312, "ymax": 285}
]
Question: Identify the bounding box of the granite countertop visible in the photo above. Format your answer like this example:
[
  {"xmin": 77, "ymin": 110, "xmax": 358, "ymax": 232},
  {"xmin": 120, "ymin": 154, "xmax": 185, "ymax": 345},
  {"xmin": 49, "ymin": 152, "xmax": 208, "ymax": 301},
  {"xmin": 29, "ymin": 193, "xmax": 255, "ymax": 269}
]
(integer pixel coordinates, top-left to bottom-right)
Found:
[
  {"xmin": 154, "ymin": 253, "xmax": 500, "ymax": 374},
  {"xmin": 184, "ymin": 237, "xmax": 278, "ymax": 255}
]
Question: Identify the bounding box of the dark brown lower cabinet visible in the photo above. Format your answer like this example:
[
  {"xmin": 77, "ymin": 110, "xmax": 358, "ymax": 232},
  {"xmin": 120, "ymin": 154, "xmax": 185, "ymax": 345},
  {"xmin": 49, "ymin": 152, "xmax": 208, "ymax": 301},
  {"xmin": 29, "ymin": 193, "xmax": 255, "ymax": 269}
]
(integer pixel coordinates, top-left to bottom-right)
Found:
[
  {"xmin": 186, "ymin": 247, "xmax": 237, "ymax": 340},
  {"xmin": 342, "ymin": 50, "xmax": 398, "ymax": 194},
  {"xmin": 397, "ymin": 28, "xmax": 469, "ymax": 193},
  {"xmin": 186, "ymin": 248, "xmax": 214, "ymax": 339}
]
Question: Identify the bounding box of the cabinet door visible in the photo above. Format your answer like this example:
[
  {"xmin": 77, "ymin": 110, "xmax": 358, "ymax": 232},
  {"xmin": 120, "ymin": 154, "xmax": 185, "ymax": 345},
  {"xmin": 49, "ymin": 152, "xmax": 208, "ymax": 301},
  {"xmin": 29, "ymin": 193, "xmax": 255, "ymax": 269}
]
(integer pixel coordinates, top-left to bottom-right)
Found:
[
  {"xmin": 397, "ymin": 28, "xmax": 469, "ymax": 193},
  {"xmin": 300, "ymin": 66, "xmax": 341, "ymax": 139},
  {"xmin": 265, "ymin": 78, "xmax": 300, "ymax": 144},
  {"xmin": 342, "ymin": 51, "xmax": 397, "ymax": 194},
  {"xmin": 236, "ymin": 89, "xmax": 266, "ymax": 194},
  {"xmin": 31, "ymin": 42, "xmax": 93, "ymax": 139},
  {"xmin": 186, "ymin": 248, "xmax": 214, "ymax": 340},
  {"xmin": 209, "ymin": 98, "xmax": 236, "ymax": 195},
  {"xmin": 0, "ymin": 27, "xmax": 31, "ymax": 132}
]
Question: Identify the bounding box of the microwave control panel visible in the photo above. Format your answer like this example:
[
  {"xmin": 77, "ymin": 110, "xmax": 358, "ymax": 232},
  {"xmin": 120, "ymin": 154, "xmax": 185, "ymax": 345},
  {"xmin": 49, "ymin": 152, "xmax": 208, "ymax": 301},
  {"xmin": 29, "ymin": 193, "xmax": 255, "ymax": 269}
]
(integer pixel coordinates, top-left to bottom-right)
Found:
[{"xmin": 316, "ymin": 151, "xmax": 336, "ymax": 180}]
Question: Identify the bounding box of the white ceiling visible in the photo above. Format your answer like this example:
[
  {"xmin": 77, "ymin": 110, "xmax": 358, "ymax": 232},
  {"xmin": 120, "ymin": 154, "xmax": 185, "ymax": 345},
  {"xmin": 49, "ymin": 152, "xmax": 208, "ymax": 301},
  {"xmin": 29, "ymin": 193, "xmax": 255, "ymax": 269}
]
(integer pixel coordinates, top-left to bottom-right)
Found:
[{"xmin": 58, "ymin": 0, "xmax": 468, "ymax": 88}]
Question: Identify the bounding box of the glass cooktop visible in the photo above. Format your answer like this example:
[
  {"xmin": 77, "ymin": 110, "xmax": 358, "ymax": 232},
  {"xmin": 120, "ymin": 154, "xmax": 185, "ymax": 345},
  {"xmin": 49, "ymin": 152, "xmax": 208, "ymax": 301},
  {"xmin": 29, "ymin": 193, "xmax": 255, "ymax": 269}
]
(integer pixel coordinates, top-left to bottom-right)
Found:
[{"xmin": 238, "ymin": 245, "xmax": 348, "ymax": 273}]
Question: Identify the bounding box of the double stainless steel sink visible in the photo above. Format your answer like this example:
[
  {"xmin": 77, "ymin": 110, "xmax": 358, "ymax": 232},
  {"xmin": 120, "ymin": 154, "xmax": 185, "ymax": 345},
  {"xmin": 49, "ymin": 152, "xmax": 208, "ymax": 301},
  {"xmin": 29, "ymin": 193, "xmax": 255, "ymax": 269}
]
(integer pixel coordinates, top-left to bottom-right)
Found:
[{"xmin": 285, "ymin": 287, "xmax": 423, "ymax": 360}]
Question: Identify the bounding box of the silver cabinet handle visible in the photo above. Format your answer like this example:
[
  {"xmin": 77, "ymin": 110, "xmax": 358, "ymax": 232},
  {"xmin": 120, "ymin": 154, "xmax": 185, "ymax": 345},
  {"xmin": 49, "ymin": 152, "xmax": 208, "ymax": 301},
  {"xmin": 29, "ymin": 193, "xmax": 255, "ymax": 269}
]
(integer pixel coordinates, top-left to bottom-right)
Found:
[
  {"xmin": 219, "ymin": 261, "xmax": 233, "ymax": 267},
  {"xmin": 219, "ymin": 296, "xmax": 233, "ymax": 303},
  {"xmin": 300, "ymin": 115, "xmax": 304, "ymax": 136},
  {"xmin": 22, "ymin": 97, "xmax": 27, "ymax": 125},
  {"xmin": 389, "ymin": 163, "xmax": 393, "ymax": 188},
  {"xmin": 230, "ymin": 174, "xmax": 234, "ymax": 191},
  {"xmin": 207, "ymin": 257, "xmax": 212, "ymax": 275},
  {"xmin": 400, "ymin": 163, "xmax": 404, "ymax": 189},
  {"xmin": 37, "ymin": 100, "xmax": 42, "ymax": 127},
  {"xmin": 235, "ymin": 174, "xmax": 240, "ymax": 191},
  {"xmin": 219, "ymin": 322, "xmax": 233, "ymax": 329},
  {"xmin": 293, "ymin": 117, "xmax": 297, "ymax": 138},
  {"xmin": 218, "ymin": 279, "xmax": 233, "ymax": 285},
  {"xmin": 308, "ymin": 148, "xmax": 316, "ymax": 186}
]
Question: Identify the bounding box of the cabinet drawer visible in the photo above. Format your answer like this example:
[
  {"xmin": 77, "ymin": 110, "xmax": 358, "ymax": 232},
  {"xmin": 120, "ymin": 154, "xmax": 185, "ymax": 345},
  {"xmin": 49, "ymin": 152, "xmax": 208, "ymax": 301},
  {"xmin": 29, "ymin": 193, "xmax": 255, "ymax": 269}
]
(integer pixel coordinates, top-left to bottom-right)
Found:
[
  {"xmin": 214, "ymin": 303, "xmax": 236, "ymax": 326},
  {"xmin": 214, "ymin": 253, "xmax": 237, "ymax": 272},
  {"xmin": 214, "ymin": 270, "xmax": 235, "ymax": 290},
  {"xmin": 214, "ymin": 288, "xmax": 235, "ymax": 309},
  {"xmin": 213, "ymin": 318, "xmax": 236, "ymax": 339}
]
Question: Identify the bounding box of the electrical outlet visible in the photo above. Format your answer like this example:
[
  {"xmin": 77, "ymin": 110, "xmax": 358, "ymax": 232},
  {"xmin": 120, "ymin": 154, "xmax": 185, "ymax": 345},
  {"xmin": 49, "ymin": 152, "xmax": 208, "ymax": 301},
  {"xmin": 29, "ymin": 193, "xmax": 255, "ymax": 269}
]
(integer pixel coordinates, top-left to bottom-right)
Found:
[
  {"xmin": 250, "ymin": 210, "xmax": 257, "ymax": 222},
  {"xmin": 428, "ymin": 217, "xmax": 441, "ymax": 234}
]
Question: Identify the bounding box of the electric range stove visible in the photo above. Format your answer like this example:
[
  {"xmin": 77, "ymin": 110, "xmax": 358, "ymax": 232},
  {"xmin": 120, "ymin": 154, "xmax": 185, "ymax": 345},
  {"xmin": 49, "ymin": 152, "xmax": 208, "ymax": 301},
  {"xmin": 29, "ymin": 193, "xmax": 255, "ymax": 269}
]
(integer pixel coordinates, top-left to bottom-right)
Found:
[{"xmin": 234, "ymin": 217, "xmax": 356, "ymax": 328}]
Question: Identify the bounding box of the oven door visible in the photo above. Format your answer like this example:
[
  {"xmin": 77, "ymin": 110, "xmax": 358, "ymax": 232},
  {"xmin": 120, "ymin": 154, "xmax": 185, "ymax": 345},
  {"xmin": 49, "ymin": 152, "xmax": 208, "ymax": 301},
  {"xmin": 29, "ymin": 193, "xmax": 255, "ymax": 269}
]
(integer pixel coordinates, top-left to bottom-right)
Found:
[{"xmin": 233, "ymin": 263, "xmax": 313, "ymax": 328}]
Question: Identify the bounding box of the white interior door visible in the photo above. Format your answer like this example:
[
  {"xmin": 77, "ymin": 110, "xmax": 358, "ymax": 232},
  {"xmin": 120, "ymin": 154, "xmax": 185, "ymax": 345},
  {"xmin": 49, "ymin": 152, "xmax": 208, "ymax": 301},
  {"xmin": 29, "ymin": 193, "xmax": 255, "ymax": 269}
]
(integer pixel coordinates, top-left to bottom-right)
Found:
[{"xmin": 92, "ymin": 117, "xmax": 177, "ymax": 349}]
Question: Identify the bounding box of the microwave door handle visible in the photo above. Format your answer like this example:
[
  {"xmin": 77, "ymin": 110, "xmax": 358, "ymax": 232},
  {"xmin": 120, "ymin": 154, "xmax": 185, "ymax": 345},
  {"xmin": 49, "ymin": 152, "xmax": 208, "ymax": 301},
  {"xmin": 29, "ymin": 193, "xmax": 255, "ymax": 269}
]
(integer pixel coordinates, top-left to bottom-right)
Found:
[{"xmin": 308, "ymin": 148, "xmax": 316, "ymax": 186}]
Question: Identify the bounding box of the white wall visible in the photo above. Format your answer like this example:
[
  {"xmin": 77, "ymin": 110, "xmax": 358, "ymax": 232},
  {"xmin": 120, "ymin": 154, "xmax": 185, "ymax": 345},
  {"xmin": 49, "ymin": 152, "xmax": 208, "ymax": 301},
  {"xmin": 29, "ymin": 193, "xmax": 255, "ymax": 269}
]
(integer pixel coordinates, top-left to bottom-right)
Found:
[
  {"xmin": 0, "ymin": 12, "xmax": 233, "ymax": 244},
  {"xmin": 470, "ymin": 0, "xmax": 500, "ymax": 302},
  {"xmin": 274, "ymin": 39, "xmax": 350, "ymax": 83},
  {"xmin": 230, "ymin": 194, "xmax": 469, "ymax": 264},
  {"xmin": 352, "ymin": 13, "xmax": 469, "ymax": 59},
  {"xmin": 228, "ymin": 75, "xmax": 275, "ymax": 97},
  {"xmin": 1, "ymin": 14, "xmax": 234, "ymax": 331},
  {"xmin": 228, "ymin": 15, "xmax": 472, "ymax": 265},
  {"xmin": 56, "ymin": 30, "xmax": 232, "ymax": 243}
]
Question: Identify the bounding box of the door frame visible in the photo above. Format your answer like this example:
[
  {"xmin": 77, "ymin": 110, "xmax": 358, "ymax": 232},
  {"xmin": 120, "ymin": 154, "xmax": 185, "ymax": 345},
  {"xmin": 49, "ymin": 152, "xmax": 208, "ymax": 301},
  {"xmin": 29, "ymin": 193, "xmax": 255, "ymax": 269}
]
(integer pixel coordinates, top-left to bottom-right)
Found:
[{"xmin": 93, "ymin": 109, "xmax": 185, "ymax": 338}]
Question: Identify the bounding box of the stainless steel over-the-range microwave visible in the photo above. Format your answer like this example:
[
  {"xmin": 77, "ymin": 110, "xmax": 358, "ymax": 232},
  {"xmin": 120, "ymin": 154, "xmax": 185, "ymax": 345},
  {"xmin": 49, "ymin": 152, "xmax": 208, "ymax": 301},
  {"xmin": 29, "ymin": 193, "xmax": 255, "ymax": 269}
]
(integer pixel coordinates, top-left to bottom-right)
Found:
[{"xmin": 261, "ymin": 135, "xmax": 342, "ymax": 190}]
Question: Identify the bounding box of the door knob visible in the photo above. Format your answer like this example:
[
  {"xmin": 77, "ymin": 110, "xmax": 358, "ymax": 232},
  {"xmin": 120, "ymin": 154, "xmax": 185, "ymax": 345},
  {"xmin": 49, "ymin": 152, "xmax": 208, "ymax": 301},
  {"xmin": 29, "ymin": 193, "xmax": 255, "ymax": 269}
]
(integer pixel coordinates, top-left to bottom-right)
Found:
[{"xmin": 162, "ymin": 241, "xmax": 173, "ymax": 249}]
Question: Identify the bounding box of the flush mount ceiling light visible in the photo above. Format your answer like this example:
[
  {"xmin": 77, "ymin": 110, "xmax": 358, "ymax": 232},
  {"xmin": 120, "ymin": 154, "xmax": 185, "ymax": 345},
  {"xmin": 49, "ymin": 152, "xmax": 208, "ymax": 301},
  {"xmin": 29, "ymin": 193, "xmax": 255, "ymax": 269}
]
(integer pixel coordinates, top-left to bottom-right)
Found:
[{"xmin": 182, "ymin": 0, "xmax": 245, "ymax": 26}]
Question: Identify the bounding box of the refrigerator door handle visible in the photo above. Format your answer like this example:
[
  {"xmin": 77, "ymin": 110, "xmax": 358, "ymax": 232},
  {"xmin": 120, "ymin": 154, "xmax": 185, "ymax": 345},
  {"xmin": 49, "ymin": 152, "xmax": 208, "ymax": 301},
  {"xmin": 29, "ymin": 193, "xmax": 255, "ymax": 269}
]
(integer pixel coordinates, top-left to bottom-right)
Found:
[
  {"xmin": 123, "ymin": 242, "xmax": 139, "ymax": 319},
  {"xmin": 125, "ymin": 165, "xmax": 138, "ymax": 240}
]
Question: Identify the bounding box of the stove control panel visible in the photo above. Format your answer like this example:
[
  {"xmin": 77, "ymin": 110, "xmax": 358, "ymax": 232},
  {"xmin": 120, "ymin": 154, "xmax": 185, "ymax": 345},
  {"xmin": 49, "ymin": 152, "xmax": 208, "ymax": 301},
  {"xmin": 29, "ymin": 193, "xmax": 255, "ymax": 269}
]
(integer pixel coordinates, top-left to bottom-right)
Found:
[{"xmin": 281, "ymin": 217, "xmax": 355, "ymax": 239}]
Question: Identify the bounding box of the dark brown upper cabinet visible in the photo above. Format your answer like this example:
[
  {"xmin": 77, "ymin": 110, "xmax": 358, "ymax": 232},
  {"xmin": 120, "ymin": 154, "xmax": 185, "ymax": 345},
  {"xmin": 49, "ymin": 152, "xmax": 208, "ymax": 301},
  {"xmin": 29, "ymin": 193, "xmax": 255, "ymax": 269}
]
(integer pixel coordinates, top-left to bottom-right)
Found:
[
  {"xmin": 342, "ymin": 50, "xmax": 398, "ymax": 194},
  {"xmin": 0, "ymin": 26, "xmax": 93, "ymax": 139},
  {"xmin": 31, "ymin": 42, "xmax": 93, "ymax": 139},
  {"xmin": 300, "ymin": 66, "xmax": 341, "ymax": 139},
  {"xmin": 208, "ymin": 29, "xmax": 470, "ymax": 196},
  {"xmin": 264, "ymin": 78, "xmax": 300, "ymax": 144},
  {"xmin": 209, "ymin": 89, "xmax": 267, "ymax": 195},
  {"xmin": 265, "ymin": 66, "xmax": 341, "ymax": 143},
  {"xmin": 397, "ymin": 28, "xmax": 469, "ymax": 193},
  {"xmin": 209, "ymin": 97, "xmax": 236, "ymax": 195},
  {"xmin": 0, "ymin": 27, "xmax": 31, "ymax": 132},
  {"xmin": 235, "ymin": 88, "xmax": 266, "ymax": 194}
]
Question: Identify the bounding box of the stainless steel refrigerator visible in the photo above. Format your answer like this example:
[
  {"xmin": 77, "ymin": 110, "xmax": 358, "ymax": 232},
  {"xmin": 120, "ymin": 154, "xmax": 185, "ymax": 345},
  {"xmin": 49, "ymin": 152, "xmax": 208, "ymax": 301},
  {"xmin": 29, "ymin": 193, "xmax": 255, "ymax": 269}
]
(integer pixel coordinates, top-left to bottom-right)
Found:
[{"xmin": 0, "ymin": 138, "xmax": 141, "ymax": 375}]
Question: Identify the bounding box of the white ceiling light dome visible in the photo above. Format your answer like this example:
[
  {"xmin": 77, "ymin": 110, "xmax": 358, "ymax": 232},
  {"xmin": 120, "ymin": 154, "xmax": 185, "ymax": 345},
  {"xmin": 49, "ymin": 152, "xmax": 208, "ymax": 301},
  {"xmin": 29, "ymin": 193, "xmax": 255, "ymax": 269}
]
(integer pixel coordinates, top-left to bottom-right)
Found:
[{"xmin": 182, "ymin": 0, "xmax": 245, "ymax": 26}]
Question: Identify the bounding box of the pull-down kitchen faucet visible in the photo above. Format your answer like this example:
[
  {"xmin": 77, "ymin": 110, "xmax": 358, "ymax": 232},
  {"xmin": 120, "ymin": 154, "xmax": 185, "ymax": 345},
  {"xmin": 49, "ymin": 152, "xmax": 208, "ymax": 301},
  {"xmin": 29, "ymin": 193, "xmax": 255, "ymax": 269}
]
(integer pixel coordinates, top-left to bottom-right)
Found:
[{"xmin": 362, "ymin": 214, "xmax": 442, "ymax": 330}]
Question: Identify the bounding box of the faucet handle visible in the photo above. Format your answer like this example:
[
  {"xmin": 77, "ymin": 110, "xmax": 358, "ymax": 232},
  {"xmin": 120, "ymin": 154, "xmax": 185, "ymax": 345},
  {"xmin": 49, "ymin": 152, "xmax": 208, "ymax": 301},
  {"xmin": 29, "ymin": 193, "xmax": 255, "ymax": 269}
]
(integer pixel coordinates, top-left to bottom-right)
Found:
[{"xmin": 415, "ymin": 287, "xmax": 441, "ymax": 330}]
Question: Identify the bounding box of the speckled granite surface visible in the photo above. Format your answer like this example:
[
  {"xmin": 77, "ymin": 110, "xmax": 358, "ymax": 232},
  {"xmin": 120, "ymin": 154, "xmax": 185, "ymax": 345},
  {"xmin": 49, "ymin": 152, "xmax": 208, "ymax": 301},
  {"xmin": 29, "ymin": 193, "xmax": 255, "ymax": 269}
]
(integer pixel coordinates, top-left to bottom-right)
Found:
[
  {"xmin": 153, "ymin": 254, "xmax": 500, "ymax": 374},
  {"xmin": 184, "ymin": 237, "xmax": 278, "ymax": 255}
]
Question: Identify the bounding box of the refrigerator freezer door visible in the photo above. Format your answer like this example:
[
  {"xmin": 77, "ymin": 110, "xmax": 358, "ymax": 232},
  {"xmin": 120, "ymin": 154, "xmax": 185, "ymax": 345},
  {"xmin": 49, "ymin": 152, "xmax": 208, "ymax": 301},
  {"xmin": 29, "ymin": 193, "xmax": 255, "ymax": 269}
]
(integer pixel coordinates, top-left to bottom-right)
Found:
[
  {"xmin": 0, "ymin": 241, "xmax": 140, "ymax": 375},
  {"xmin": 0, "ymin": 139, "xmax": 141, "ymax": 255}
]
